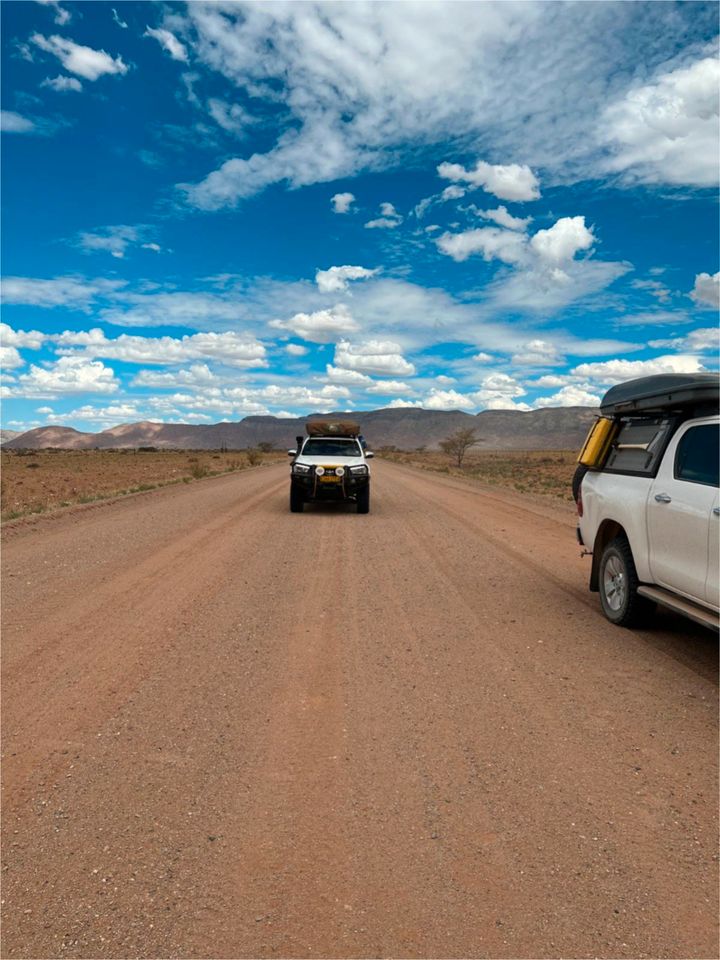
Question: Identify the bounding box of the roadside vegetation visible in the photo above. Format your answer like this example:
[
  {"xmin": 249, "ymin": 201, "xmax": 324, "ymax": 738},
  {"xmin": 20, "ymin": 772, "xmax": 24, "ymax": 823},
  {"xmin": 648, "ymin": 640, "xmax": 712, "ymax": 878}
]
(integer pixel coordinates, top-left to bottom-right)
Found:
[
  {"xmin": 380, "ymin": 447, "xmax": 577, "ymax": 501},
  {"xmin": 438, "ymin": 426, "xmax": 484, "ymax": 467},
  {"xmin": 0, "ymin": 448, "xmax": 284, "ymax": 522}
]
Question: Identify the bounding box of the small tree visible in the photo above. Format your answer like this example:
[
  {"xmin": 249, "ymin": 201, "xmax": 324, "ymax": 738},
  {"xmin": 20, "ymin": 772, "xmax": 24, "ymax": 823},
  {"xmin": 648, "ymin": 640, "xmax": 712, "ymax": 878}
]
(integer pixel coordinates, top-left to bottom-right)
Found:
[
  {"xmin": 257, "ymin": 441, "xmax": 274, "ymax": 453},
  {"xmin": 439, "ymin": 427, "xmax": 483, "ymax": 468}
]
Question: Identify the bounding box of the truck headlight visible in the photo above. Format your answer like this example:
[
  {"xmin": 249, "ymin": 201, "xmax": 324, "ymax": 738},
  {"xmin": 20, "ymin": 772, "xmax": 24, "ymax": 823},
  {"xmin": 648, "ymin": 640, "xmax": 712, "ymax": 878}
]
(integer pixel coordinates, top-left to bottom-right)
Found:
[
  {"xmin": 293, "ymin": 463, "xmax": 311, "ymax": 474},
  {"xmin": 349, "ymin": 464, "xmax": 368, "ymax": 475}
]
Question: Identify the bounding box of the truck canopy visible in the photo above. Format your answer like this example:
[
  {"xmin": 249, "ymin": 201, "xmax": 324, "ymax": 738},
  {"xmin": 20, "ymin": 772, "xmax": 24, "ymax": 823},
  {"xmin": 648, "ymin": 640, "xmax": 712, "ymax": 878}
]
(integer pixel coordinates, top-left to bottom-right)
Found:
[{"xmin": 600, "ymin": 373, "xmax": 719, "ymax": 417}]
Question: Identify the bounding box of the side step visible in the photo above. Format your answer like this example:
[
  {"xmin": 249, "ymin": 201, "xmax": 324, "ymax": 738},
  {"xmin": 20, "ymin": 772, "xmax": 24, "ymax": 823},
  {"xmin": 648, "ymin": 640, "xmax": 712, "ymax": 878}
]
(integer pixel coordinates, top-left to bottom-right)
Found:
[{"xmin": 637, "ymin": 585, "xmax": 719, "ymax": 631}]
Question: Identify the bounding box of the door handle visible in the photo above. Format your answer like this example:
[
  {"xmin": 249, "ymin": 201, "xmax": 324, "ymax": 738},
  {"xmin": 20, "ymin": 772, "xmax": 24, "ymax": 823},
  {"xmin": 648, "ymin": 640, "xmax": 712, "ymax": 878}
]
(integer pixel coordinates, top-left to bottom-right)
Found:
[
  {"xmin": 714, "ymin": 507, "xmax": 720, "ymax": 516},
  {"xmin": 654, "ymin": 493, "xmax": 672, "ymax": 503}
]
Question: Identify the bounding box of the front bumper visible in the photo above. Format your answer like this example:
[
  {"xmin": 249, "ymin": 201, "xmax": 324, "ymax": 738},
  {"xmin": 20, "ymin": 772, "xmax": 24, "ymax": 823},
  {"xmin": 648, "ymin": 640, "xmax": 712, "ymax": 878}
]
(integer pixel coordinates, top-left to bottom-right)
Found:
[{"xmin": 291, "ymin": 472, "xmax": 369, "ymax": 500}]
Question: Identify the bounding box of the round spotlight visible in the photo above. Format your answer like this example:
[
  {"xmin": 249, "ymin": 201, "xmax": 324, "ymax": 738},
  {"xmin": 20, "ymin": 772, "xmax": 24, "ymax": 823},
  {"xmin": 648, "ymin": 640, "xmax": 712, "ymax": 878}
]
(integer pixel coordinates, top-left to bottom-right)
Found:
[
  {"xmin": 335, "ymin": 467, "xmax": 345, "ymax": 477},
  {"xmin": 315, "ymin": 466, "xmax": 325, "ymax": 476}
]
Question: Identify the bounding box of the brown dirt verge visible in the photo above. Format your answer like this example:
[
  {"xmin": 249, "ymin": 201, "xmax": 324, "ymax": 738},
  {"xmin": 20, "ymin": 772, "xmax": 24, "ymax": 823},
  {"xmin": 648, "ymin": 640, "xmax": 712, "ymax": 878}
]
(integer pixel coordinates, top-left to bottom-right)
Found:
[
  {"xmin": 381, "ymin": 449, "xmax": 579, "ymax": 501},
  {"xmin": 1, "ymin": 449, "xmax": 284, "ymax": 521}
]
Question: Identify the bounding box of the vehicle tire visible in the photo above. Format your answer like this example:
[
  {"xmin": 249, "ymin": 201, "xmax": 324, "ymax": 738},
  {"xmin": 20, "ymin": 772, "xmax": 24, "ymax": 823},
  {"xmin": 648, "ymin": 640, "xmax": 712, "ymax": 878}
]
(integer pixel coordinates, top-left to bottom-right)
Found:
[
  {"xmin": 290, "ymin": 484, "xmax": 304, "ymax": 513},
  {"xmin": 572, "ymin": 463, "xmax": 588, "ymax": 503},
  {"xmin": 356, "ymin": 484, "xmax": 370, "ymax": 514},
  {"xmin": 598, "ymin": 536, "xmax": 653, "ymax": 627}
]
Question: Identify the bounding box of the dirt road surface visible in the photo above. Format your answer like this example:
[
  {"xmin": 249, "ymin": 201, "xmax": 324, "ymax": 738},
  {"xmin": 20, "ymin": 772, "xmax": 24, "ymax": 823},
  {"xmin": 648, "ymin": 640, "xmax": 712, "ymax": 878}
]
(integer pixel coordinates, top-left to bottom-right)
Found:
[{"xmin": 2, "ymin": 460, "xmax": 717, "ymax": 959}]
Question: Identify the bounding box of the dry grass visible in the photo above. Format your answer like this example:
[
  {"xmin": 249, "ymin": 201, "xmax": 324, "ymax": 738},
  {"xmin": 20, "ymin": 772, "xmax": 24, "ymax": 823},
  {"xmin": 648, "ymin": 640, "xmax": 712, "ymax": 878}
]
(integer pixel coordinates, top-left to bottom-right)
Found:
[
  {"xmin": 381, "ymin": 449, "xmax": 578, "ymax": 501},
  {"xmin": 0, "ymin": 449, "xmax": 284, "ymax": 521}
]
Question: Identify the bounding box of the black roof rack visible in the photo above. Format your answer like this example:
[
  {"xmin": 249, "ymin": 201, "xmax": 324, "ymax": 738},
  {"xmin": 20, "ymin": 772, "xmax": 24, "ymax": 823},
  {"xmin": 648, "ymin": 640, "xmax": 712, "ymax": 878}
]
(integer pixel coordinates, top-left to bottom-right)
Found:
[{"xmin": 600, "ymin": 373, "xmax": 719, "ymax": 417}]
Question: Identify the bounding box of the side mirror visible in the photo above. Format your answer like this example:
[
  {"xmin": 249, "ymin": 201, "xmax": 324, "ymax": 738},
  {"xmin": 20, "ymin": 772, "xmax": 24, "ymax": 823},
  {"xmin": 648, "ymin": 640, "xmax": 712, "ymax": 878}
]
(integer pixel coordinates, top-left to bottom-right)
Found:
[
  {"xmin": 365, "ymin": 451, "xmax": 374, "ymax": 458},
  {"xmin": 287, "ymin": 449, "xmax": 297, "ymax": 457}
]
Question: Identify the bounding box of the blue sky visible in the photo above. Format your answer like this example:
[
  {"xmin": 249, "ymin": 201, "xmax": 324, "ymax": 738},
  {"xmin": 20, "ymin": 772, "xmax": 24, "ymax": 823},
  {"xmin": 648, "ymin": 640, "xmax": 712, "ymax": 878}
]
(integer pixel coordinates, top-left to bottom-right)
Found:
[{"xmin": 1, "ymin": 0, "xmax": 718, "ymax": 432}]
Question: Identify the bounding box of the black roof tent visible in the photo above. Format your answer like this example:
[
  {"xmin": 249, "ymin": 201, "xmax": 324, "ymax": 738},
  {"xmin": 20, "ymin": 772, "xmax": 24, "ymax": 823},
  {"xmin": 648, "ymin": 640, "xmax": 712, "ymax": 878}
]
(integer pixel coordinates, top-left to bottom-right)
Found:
[{"xmin": 600, "ymin": 373, "xmax": 720, "ymax": 417}]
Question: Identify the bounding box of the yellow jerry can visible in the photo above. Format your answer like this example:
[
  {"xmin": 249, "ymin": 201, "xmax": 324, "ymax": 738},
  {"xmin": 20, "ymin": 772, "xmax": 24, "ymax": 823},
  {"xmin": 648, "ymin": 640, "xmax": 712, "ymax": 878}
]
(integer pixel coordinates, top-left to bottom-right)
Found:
[{"xmin": 577, "ymin": 417, "xmax": 618, "ymax": 468}]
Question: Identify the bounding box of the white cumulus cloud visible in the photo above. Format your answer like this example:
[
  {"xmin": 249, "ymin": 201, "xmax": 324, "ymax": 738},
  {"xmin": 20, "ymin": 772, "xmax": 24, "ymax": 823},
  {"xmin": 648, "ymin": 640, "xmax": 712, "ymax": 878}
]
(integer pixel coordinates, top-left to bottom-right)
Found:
[
  {"xmin": 331, "ymin": 192, "xmax": 355, "ymax": 214},
  {"xmin": 530, "ymin": 216, "xmax": 595, "ymax": 263},
  {"xmin": 572, "ymin": 354, "xmax": 706, "ymax": 385},
  {"xmin": 334, "ymin": 340, "xmax": 415, "ymax": 377},
  {"xmin": 324, "ymin": 364, "xmax": 372, "ymax": 386},
  {"xmin": 648, "ymin": 328, "xmax": 719, "ymax": 353},
  {"xmin": 315, "ymin": 265, "xmax": 379, "ymax": 293},
  {"xmin": 41, "ymin": 74, "xmax": 83, "ymax": 93},
  {"xmin": 31, "ymin": 33, "xmax": 128, "ymax": 81},
  {"xmin": 423, "ymin": 388, "xmax": 474, "ymax": 410},
  {"xmin": 366, "ymin": 379, "xmax": 413, "ymax": 394},
  {"xmin": 469, "ymin": 373, "xmax": 527, "ymax": 407},
  {"xmin": 437, "ymin": 227, "xmax": 527, "ymax": 264},
  {"xmin": 144, "ymin": 27, "xmax": 189, "ymax": 63},
  {"xmin": 365, "ymin": 202, "xmax": 403, "ymax": 229},
  {"xmin": 0, "ymin": 323, "xmax": 46, "ymax": 350},
  {"xmin": 511, "ymin": 340, "xmax": 563, "ymax": 366},
  {"xmin": 689, "ymin": 271, "xmax": 719, "ymax": 308},
  {"xmin": 17, "ymin": 356, "xmax": 119, "ymax": 397},
  {"xmin": 534, "ymin": 384, "xmax": 602, "ymax": 408},
  {"xmin": 475, "ymin": 205, "xmax": 532, "ymax": 231},
  {"xmin": 600, "ymin": 53, "xmax": 720, "ymax": 187},
  {"xmin": 54, "ymin": 329, "xmax": 267, "ymax": 369},
  {"xmin": 270, "ymin": 304, "xmax": 358, "ymax": 343},
  {"xmin": 1, "ymin": 346, "xmax": 24, "ymax": 370},
  {"xmin": 438, "ymin": 160, "xmax": 540, "ymax": 201}
]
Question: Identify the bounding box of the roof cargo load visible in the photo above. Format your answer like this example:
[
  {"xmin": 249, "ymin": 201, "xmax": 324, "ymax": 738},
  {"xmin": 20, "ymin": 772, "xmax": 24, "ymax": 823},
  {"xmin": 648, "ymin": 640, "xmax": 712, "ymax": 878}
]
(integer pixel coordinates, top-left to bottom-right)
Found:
[
  {"xmin": 306, "ymin": 419, "xmax": 360, "ymax": 437},
  {"xmin": 600, "ymin": 373, "xmax": 719, "ymax": 417}
]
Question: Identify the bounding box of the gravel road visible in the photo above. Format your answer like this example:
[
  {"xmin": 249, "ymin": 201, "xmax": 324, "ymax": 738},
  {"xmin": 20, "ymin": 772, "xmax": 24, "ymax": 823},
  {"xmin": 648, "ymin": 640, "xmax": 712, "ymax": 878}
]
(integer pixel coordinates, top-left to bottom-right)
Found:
[{"xmin": 2, "ymin": 460, "xmax": 717, "ymax": 959}]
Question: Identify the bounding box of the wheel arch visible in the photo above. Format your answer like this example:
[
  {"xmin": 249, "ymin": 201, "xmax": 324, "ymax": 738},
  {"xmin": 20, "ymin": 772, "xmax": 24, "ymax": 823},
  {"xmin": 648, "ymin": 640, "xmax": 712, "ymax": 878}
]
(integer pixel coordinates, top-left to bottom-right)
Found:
[{"xmin": 590, "ymin": 520, "xmax": 626, "ymax": 591}]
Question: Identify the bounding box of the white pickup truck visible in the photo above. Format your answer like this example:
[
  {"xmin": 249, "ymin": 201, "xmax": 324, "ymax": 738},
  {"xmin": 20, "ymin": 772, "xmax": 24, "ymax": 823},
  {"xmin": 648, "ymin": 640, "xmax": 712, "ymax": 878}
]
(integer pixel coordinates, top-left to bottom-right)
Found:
[{"xmin": 575, "ymin": 374, "xmax": 719, "ymax": 630}]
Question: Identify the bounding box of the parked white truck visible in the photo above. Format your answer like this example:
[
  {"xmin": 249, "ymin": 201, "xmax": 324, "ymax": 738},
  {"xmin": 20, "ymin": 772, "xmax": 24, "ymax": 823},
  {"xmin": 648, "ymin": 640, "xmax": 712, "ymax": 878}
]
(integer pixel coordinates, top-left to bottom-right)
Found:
[{"xmin": 575, "ymin": 373, "xmax": 719, "ymax": 630}]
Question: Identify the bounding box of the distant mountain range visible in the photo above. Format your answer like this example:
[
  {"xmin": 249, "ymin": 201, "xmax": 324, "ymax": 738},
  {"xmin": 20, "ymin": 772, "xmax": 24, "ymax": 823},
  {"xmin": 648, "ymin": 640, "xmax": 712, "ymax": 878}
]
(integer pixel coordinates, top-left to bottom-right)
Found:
[
  {"xmin": 2, "ymin": 407, "xmax": 597, "ymax": 452},
  {"xmin": 0, "ymin": 430, "xmax": 20, "ymax": 444}
]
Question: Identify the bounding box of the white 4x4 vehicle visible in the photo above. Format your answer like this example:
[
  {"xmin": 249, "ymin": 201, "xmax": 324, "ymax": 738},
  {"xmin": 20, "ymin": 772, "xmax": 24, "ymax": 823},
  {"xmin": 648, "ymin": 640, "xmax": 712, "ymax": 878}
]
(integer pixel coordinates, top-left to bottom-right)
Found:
[
  {"xmin": 576, "ymin": 374, "xmax": 719, "ymax": 630},
  {"xmin": 288, "ymin": 420, "xmax": 373, "ymax": 514}
]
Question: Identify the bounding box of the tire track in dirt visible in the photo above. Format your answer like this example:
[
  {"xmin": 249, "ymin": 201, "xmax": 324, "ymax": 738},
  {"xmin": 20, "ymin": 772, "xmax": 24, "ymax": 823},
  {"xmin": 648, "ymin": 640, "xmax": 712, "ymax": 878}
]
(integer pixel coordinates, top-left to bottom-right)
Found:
[{"xmin": 2, "ymin": 475, "xmax": 287, "ymax": 802}]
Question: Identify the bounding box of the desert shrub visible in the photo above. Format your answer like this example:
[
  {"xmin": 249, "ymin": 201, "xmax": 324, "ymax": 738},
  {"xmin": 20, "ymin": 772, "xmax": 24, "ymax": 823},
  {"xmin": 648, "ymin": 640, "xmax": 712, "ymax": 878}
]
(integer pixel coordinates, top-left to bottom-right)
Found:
[
  {"xmin": 26, "ymin": 462, "xmax": 40, "ymax": 469},
  {"xmin": 189, "ymin": 463, "xmax": 209, "ymax": 479},
  {"xmin": 439, "ymin": 427, "xmax": 484, "ymax": 468},
  {"xmin": 246, "ymin": 449, "xmax": 263, "ymax": 466}
]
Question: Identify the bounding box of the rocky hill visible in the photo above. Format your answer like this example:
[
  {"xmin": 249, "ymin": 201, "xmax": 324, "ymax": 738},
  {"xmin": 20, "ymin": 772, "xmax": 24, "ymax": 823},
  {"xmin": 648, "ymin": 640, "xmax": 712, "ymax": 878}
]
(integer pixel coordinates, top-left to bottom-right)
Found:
[
  {"xmin": 4, "ymin": 406, "xmax": 597, "ymax": 452},
  {"xmin": 0, "ymin": 430, "xmax": 20, "ymax": 445}
]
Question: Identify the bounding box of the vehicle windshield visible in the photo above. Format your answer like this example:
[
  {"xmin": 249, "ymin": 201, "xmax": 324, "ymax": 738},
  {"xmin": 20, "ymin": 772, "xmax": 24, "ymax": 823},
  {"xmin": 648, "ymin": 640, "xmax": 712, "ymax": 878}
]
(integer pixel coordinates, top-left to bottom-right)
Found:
[{"xmin": 302, "ymin": 439, "xmax": 361, "ymax": 457}]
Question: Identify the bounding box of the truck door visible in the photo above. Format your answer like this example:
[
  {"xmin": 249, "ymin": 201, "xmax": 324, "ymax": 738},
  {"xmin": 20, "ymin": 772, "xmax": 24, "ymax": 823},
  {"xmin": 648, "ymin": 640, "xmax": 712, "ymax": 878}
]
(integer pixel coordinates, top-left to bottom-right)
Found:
[
  {"xmin": 647, "ymin": 422, "xmax": 719, "ymax": 604},
  {"xmin": 707, "ymin": 491, "xmax": 719, "ymax": 608}
]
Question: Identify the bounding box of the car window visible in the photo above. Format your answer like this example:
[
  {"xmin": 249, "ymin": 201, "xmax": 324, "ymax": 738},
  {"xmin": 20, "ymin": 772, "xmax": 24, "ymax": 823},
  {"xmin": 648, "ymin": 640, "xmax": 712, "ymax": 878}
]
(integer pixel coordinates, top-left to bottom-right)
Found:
[
  {"xmin": 603, "ymin": 417, "xmax": 674, "ymax": 475},
  {"xmin": 302, "ymin": 439, "xmax": 361, "ymax": 457},
  {"xmin": 674, "ymin": 424, "xmax": 719, "ymax": 487}
]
